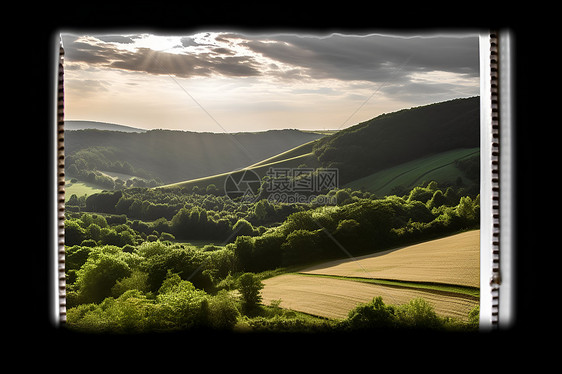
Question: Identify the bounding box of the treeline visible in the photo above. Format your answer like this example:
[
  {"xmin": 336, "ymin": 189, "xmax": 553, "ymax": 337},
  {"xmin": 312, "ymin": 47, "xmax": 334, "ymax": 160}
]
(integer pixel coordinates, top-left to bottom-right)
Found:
[
  {"xmin": 64, "ymin": 181, "xmax": 479, "ymax": 333},
  {"xmin": 66, "ymin": 181, "xmax": 479, "ymax": 266},
  {"xmin": 233, "ymin": 181, "xmax": 479, "ymax": 273},
  {"xmin": 65, "ymin": 146, "xmax": 162, "ymax": 190},
  {"xmin": 64, "ymin": 128, "xmax": 324, "ymax": 185},
  {"xmin": 66, "ymin": 188, "xmax": 307, "ymax": 244}
]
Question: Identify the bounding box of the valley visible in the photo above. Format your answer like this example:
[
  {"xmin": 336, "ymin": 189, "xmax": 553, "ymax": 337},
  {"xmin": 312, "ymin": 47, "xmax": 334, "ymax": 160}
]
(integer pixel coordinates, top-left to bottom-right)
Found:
[{"xmin": 63, "ymin": 97, "xmax": 481, "ymax": 333}]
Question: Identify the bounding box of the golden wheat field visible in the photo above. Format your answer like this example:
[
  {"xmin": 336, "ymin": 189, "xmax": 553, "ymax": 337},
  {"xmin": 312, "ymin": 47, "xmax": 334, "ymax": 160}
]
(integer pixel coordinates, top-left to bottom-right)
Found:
[
  {"xmin": 301, "ymin": 229, "xmax": 480, "ymax": 288},
  {"xmin": 260, "ymin": 230, "xmax": 480, "ymax": 321},
  {"xmin": 261, "ymin": 274, "xmax": 478, "ymax": 321}
]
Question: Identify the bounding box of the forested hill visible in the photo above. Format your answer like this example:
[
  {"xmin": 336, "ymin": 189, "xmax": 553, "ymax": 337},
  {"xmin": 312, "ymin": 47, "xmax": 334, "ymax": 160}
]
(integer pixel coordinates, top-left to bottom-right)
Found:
[
  {"xmin": 312, "ymin": 97, "xmax": 480, "ymax": 184},
  {"xmin": 65, "ymin": 120, "xmax": 146, "ymax": 132},
  {"xmin": 64, "ymin": 128, "xmax": 325, "ymax": 184}
]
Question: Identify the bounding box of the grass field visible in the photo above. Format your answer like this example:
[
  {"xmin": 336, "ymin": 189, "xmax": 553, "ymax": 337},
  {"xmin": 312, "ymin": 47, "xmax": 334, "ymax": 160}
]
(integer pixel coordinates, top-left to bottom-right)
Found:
[
  {"xmin": 344, "ymin": 147, "xmax": 479, "ymax": 196},
  {"xmin": 65, "ymin": 178, "xmax": 104, "ymax": 201},
  {"xmin": 160, "ymin": 142, "xmax": 321, "ymax": 191},
  {"xmin": 260, "ymin": 230, "xmax": 480, "ymax": 321}
]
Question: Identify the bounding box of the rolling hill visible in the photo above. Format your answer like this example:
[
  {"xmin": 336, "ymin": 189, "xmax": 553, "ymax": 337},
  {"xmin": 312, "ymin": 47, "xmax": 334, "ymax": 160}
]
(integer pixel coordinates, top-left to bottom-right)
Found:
[
  {"xmin": 65, "ymin": 97, "xmax": 479, "ymax": 197},
  {"xmin": 65, "ymin": 120, "xmax": 147, "ymax": 132},
  {"xmin": 312, "ymin": 96, "xmax": 480, "ymax": 184},
  {"xmin": 65, "ymin": 128, "xmax": 326, "ymax": 184},
  {"xmin": 162, "ymin": 97, "xmax": 480, "ymax": 195},
  {"xmin": 344, "ymin": 147, "xmax": 480, "ymax": 197}
]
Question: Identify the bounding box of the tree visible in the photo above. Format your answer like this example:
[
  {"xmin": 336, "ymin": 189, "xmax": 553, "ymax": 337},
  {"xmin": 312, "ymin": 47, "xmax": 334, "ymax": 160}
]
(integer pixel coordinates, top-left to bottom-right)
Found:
[
  {"xmin": 67, "ymin": 194, "xmax": 80, "ymax": 206},
  {"xmin": 75, "ymin": 252, "xmax": 132, "ymax": 304},
  {"xmin": 232, "ymin": 218, "xmax": 255, "ymax": 237},
  {"xmin": 237, "ymin": 272, "xmax": 263, "ymax": 313},
  {"xmin": 153, "ymin": 272, "xmax": 210, "ymax": 329},
  {"xmin": 426, "ymin": 189, "xmax": 447, "ymax": 210},
  {"xmin": 281, "ymin": 229, "xmax": 322, "ymax": 266},
  {"xmin": 233, "ymin": 235, "xmax": 255, "ymax": 271},
  {"xmin": 334, "ymin": 219, "xmax": 361, "ymax": 251},
  {"xmin": 206, "ymin": 184, "xmax": 218, "ymax": 195},
  {"xmin": 170, "ymin": 207, "xmax": 191, "ymax": 239},
  {"xmin": 456, "ymin": 196, "xmax": 478, "ymax": 224},
  {"xmin": 335, "ymin": 189, "xmax": 352, "ymax": 205},
  {"xmin": 407, "ymin": 186, "xmax": 433, "ymax": 204},
  {"xmin": 65, "ymin": 220, "xmax": 86, "ymax": 246}
]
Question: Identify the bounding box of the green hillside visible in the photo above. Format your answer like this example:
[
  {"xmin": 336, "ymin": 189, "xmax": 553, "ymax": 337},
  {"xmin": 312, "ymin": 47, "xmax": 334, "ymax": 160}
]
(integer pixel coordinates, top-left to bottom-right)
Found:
[
  {"xmin": 65, "ymin": 129, "xmax": 325, "ymax": 185},
  {"xmin": 67, "ymin": 98, "xmax": 480, "ymax": 199},
  {"xmin": 344, "ymin": 147, "xmax": 479, "ymax": 197},
  {"xmin": 65, "ymin": 120, "xmax": 146, "ymax": 132},
  {"xmin": 161, "ymin": 97, "xmax": 480, "ymax": 196},
  {"xmin": 161, "ymin": 144, "xmax": 321, "ymax": 192},
  {"xmin": 246, "ymin": 140, "xmax": 317, "ymax": 168},
  {"xmin": 312, "ymin": 97, "xmax": 480, "ymax": 184}
]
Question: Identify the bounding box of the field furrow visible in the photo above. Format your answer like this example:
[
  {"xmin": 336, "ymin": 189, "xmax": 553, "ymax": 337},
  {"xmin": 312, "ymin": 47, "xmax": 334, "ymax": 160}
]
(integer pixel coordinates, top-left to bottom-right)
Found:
[
  {"xmin": 261, "ymin": 230, "xmax": 480, "ymax": 321},
  {"xmin": 300, "ymin": 230, "xmax": 480, "ymax": 288},
  {"xmin": 261, "ymin": 274, "xmax": 478, "ymax": 321}
]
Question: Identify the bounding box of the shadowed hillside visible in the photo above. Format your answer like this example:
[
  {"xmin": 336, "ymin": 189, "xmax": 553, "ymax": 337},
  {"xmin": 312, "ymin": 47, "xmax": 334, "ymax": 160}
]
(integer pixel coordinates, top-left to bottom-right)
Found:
[
  {"xmin": 312, "ymin": 97, "xmax": 480, "ymax": 184},
  {"xmin": 65, "ymin": 129, "xmax": 325, "ymax": 184}
]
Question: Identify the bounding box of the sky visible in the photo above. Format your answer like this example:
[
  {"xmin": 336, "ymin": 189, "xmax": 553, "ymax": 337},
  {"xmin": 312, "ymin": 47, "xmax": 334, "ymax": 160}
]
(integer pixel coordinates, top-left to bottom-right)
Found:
[{"xmin": 61, "ymin": 30, "xmax": 480, "ymax": 133}]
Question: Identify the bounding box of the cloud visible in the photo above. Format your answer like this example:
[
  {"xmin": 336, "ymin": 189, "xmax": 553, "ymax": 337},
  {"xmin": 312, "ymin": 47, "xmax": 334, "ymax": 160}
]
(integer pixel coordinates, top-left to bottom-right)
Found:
[
  {"xmin": 63, "ymin": 35, "xmax": 262, "ymax": 79},
  {"xmin": 242, "ymin": 33, "xmax": 479, "ymax": 83},
  {"xmin": 65, "ymin": 79, "xmax": 110, "ymax": 94},
  {"xmin": 63, "ymin": 32, "xmax": 478, "ymax": 86},
  {"xmin": 95, "ymin": 35, "xmax": 136, "ymax": 44}
]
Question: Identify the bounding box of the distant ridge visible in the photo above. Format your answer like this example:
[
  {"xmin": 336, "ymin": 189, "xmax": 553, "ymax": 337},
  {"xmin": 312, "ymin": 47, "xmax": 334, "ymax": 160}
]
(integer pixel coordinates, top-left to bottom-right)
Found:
[
  {"xmin": 65, "ymin": 120, "xmax": 147, "ymax": 133},
  {"xmin": 65, "ymin": 127, "xmax": 325, "ymax": 184}
]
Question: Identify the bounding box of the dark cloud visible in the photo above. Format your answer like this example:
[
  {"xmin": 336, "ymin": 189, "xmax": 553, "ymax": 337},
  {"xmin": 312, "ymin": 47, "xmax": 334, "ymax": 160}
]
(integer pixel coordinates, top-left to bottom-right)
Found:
[
  {"xmin": 210, "ymin": 56, "xmax": 261, "ymax": 77},
  {"xmin": 95, "ymin": 35, "xmax": 136, "ymax": 44},
  {"xmin": 212, "ymin": 47, "xmax": 235, "ymax": 55},
  {"xmin": 65, "ymin": 40, "xmax": 114, "ymax": 64},
  {"xmin": 63, "ymin": 36, "xmax": 261, "ymax": 78},
  {"xmin": 62, "ymin": 32, "xmax": 478, "ymax": 85},
  {"xmin": 243, "ymin": 33, "xmax": 479, "ymax": 83}
]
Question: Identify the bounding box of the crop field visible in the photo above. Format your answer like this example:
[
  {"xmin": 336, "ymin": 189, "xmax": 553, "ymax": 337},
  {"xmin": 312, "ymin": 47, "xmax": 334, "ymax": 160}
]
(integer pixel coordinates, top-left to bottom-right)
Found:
[
  {"xmin": 261, "ymin": 230, "xmax": 480, "ymax": 321},
  {"xmin": 261, "ymin": 274, "xmax": 478, "ymax": 321},
  {"xmin": 301, "ymin": 230, "xmax": 480, "ymax": 288}
]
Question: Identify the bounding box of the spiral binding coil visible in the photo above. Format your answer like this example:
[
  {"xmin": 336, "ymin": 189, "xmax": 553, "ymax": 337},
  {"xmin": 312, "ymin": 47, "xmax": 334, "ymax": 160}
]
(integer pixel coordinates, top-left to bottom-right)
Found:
[
  {"xmin": 57, "ymin": 38, "xmax": 67, "ymax": 324},
  {"xmin": 489, "ymin": 31, "xmax": 500, "ymax": 328}
]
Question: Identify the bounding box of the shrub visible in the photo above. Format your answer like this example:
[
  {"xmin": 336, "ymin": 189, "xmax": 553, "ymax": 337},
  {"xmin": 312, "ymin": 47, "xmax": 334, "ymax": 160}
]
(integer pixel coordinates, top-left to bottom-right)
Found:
[
  {"xmin": 154, "ymin": 273, "xmax": 210, "ymax": 329},
  {"xmin": 232, "ymin": 218, "xmax": 255, "ymax": 237},
  {"xmin": 206, "ymin": 290, "xmax": 240, "ymax": 330},
  {"xmin": 345, "ymin": 296, "xmax": 396, "ymax": 329},
  {"xmin": 467, "ymin": 305, "xmax": 479, "ymax": 328},
  {"xmin": 160, "ymin": 232, "xmax": 175, "ymax": 242},
  {"xmin": 75, "ymin": 252, "xmax": 132, "ymax": 304},
  {"xmin": 237, "ymin": 272, "xmax": 264, "ymax": 313},
  {"xmin": 395, "ymin": 297, "xmax": 443, "ymax": 329}
]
